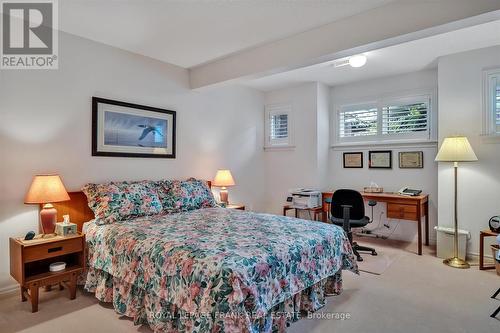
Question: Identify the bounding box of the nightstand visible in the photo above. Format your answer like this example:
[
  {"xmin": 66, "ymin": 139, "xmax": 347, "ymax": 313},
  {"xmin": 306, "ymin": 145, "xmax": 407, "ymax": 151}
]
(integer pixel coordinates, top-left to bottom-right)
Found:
[
  {"xmin": 9, "ymin": 232, "xmax": 85, "ymax": 312},
  {"xmin": 227, "ymin": 204, "xmax": 245, "ymax": 210}
]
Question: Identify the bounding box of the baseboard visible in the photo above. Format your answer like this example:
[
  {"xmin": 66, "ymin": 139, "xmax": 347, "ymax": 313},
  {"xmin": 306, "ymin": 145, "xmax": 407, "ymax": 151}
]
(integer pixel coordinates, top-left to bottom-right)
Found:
[
  {"xmin": 0, "ymin": 284, "xmax": 18, "ymax": 298},
  {"xmin": 377, "ymin": 234, "xmax": 437, "ymax": 245},
  {"xmin": 468, "ymin": 251, "xmax": 494, "ymax": 260}
]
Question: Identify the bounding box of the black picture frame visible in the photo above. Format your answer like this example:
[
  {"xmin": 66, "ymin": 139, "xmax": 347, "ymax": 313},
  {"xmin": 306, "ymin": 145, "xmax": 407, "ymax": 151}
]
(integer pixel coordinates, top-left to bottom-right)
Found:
[
  {"xmin": 92, "ymin": 97, "xmax": 176, "ymax": 158},
  {"xmin": 369, "ymin": 150, "xmax": 392, "ymax": 169},
  {"xmin": 399, "ymin": 151, "xmax": 424, "ymax": 169},
  {"xmin": 343, "ymin": 152, "xmax": 363, "ymax": 168}
]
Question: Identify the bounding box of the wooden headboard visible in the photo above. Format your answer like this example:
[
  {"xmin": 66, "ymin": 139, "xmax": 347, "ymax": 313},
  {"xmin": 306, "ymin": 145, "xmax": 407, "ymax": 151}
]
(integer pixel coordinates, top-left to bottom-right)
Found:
[
  {"xmin": 50, "ymin": 181, "xmax": 212, "ymax": 232},
  {"xmin": 50, "ymin": 192, "xmax": 94, "ymax": 232}
]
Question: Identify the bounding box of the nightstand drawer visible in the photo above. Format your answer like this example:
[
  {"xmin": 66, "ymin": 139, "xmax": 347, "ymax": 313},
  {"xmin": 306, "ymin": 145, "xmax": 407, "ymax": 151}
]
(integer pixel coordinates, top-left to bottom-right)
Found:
[
  {"xmin": 24, "ymin": 239, "xmax": 83, "ymax": 263},
  {"xmin": 387, "ymin": 203, "xmax": 417, "ymax": 220}
]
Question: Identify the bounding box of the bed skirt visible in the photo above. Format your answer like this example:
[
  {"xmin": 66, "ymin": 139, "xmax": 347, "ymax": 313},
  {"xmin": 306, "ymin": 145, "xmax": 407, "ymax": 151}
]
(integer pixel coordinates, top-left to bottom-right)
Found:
[{"xmin": 82, "ymin": 267, "xmax": 344, "ymax": 333}]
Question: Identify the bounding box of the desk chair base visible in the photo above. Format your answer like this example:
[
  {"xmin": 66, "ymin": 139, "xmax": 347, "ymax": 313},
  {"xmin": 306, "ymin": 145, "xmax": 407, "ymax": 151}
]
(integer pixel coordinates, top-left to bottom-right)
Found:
[
  {"xmin": 491, "ymin": 306, "xmax": 500, "ymax": 318},
  {"xmin": 491, "ymin": 288, "xmax": 500, "ymax": 318},
  {"xmin": 352, "ymin": 241, "xmax": 377, "ymax": 262}
]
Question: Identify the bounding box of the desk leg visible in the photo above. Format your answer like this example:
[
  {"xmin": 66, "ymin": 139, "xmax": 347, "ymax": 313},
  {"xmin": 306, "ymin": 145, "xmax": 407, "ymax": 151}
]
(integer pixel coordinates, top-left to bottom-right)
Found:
[
  {"xmin": 479, "ymin": 232, "xmax": 485, "ymax": 270},
  {"xmin": 425, "ymin": 202, "xmax": 429, "ymax": 246},
  {"xmin": 417, "ymin": 205, "xmax": 422, "ymax": 255},
  {"xmin": 295, "ymin": 209, "xmax": 298, "ymax": 218}
]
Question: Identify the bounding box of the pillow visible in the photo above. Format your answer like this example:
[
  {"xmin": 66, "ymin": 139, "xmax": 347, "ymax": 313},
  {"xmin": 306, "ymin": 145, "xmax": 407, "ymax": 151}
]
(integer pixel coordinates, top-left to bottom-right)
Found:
[
  {"xmin": 168, "ymin": 178, "xmax": 218, "ymax": 212},
  {"xmin": 152, "ymin": 180, "xmax": 177, "ymax": 212},
  {"xmin": 82, "ymin": 181, "xmax": 163, "ymax": 224}
]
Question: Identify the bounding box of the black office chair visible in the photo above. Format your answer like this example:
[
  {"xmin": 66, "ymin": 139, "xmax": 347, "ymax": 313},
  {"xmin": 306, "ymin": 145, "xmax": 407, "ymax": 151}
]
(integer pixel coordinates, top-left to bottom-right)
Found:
[
  {"xmin": 491, "ymin": 287, "xmax": 500, "ymax": 318},
  {"xmin": 329, "ymin": 189, "xmax": 377, "ymax": 262}
]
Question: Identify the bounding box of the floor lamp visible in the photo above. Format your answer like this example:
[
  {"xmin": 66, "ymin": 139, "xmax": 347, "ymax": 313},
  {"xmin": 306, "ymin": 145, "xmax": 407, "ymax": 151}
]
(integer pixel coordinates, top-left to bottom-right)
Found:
[{"xmin": 435, "ymin": 136, "xmax": 478, "ymax": 269}]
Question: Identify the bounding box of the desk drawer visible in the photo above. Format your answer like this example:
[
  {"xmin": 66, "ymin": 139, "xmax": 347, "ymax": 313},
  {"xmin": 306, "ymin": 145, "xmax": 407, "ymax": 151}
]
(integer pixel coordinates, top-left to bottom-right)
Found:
[
  {"xmin": 387, "ymin": 204, "xmax": 417, "ymax": 221},
  {"xmin": 24, "ymin": 239, "xmax": 83, "ymax": 263}
]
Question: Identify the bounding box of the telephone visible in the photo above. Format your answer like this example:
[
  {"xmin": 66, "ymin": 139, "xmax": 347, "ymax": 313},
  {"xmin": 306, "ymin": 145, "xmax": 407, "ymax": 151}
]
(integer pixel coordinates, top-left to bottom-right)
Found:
[{"xmin": 397, "ymin": 187, "xmax": 422, "ymax": 196}]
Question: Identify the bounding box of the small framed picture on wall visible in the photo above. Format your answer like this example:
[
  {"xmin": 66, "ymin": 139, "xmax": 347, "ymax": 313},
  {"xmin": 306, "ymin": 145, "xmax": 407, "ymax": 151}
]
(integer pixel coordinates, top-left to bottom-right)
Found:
[
  {"xmin": 369, "ymin": 151, "xmax": 392, "ymax": 169},
  {"xmin": 399, "ymin": 151, "xmax": 424, "ymax": 169},
  {"xmin": 343, "ymin": 152, "xmax": 363, "ymax": 168}
]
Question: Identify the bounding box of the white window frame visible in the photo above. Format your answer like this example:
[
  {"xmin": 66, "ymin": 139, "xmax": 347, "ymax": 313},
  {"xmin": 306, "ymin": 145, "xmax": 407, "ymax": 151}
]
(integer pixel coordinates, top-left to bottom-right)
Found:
[
  {"xmin": 332, "ymin": 91, "xmax": 435, "ymax": 147},
  {"xmin": 482, "ymin": 68, "xmax": 500, "ymax": 141},
  {"xmin": 264, "ymin": 104, "xmax": 294, "ymax": 150}
]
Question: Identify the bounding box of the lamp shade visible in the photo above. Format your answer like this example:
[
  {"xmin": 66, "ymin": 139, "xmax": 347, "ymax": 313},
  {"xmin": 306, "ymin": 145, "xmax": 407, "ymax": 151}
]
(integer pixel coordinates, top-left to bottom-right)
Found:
[
  {"xmin": 213, "ymin": 170, "xmax": 235, "ymax": 187},
  {"xmin": 435, "ymin": 136, "xmax": 478, "ymax": 162},
  {"xmin": 24, "ymin": 174, "xmax": 70, "ymax": 204}
]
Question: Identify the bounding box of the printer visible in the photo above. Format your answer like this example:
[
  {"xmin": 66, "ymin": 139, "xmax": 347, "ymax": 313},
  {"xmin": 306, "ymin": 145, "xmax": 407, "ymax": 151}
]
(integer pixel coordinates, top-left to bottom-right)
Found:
[{"xmin": 288, "ymin": 189, "xmax": 322, "ymax": 208}]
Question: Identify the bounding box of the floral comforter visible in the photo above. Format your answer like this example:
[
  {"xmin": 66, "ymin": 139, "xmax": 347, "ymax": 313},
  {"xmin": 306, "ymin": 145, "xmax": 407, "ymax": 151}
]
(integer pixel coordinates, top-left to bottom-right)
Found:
[{"xmin": 83, "ymin": 208, "xmax": 357, "ymax": 332}]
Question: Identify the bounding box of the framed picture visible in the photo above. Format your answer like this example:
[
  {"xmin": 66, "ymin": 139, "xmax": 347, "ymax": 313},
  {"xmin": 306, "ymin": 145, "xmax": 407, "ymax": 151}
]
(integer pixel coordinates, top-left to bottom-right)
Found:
[
  {"xmin": 92, "ymin": 97, "xmax": 176, "ymax": 158},
  {"xmin": 369, "ymin": 150, "xmax": 392, "ymax": 169},
  {"xmin": 399, "ymin": 151, "xmax": 424, "ymax": 169},
  {"xmin": 343, "ymin": 152, "xmax": 363, "ymax": 168}
]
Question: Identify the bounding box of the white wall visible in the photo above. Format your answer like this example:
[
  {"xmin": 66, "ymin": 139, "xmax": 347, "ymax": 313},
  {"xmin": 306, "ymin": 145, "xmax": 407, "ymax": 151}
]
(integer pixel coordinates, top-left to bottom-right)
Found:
[
  {"xmin": 261, "ymin": 71, "xmax": 439, "ymax": 245},
  {"xmin": 316, "ymin": 83, "xmax": 331, "ymax": 190},
  {"xmin": 262, "ymin": 82, "xmax": 328, "ymax": 215},
  {"xmin": 437, "ymin": 45, "xmax": 500, "ymax": 256},
  {"xmin": 329, "ymin": 70, "xmax": 439, "ymax": 243},
  {"xmin": 0, "ymin": 33, "xmax": 265, "ymax": 292}
]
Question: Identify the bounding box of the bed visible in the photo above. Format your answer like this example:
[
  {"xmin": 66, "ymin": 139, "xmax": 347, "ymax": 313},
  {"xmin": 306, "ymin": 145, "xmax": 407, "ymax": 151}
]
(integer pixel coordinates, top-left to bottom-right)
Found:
[{"xmin": 55, "ymin": 182, "xmax": 357, "ymax": 332}]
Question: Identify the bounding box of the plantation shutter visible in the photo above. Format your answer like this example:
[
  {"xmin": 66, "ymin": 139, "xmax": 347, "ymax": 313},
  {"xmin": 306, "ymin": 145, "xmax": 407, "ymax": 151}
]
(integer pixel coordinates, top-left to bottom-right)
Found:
[
  {"xmin": 382, "ymin": 101, "xmax": 429, "ymax": 135},
  {"xmin": 270, "ymin": 114, "xmax": 288, "ymax": 139},
  {"xmin": 338, "ymin": 106, "xmax": 378, "ymax": 138},
  {"xmin": 496, "ymin": 82, "xmax": 500, "ymax": 132}
]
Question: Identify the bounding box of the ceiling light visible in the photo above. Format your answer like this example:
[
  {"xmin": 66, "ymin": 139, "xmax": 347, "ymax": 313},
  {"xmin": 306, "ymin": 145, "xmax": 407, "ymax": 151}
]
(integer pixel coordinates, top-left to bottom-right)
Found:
[
  {"xmin": 332, "ymin": 58, "xmax": 350, "ymax": 68},
  {"xmin": 349, "ymin": 55, "xmax": 367, "ymax": 68}
]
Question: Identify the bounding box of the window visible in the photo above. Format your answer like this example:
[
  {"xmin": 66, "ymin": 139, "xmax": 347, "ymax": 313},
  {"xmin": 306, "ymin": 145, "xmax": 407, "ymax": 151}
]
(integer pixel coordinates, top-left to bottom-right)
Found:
[
  {"xmin": 270, "ymin": 114, "xmax": 288, "ymax": 140},
  {"xmin": 335, "ymin": 95, "xmax": 431, "ymax": 145},
  {"xmin": 339, "ymin": 104, "xmax": 378, "ymax": 138},
  {"xmin": 497, "ymin": 85, "xmax": 500, "ymax": 130},
  {"xmin": 382, "ymin": 101, "xmax": 428, "ymax": 135},
  {"xmin": 483, "ymin": 69, "xmax": 500, "ymax": 136},
  {"xmin": 265, "ymin": 104, "xmax": 293, "ymax": 148}
]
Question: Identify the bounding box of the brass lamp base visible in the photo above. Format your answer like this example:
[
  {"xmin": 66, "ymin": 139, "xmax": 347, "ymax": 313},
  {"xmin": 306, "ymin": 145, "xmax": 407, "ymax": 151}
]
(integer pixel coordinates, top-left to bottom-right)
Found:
[{"xmin": 443, "ymin": 257, "xmax": 470, "ymax": 269}]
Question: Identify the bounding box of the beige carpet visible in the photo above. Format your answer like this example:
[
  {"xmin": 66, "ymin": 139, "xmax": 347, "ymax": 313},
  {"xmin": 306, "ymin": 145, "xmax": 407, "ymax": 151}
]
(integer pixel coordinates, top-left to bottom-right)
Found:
[
  {"xmin": 355, "ymin": 238, "xmax": 403, "ymax": 275},
  {"xmin": 0, "ymin": 238, "xmax": 499, "ymax": 333}
]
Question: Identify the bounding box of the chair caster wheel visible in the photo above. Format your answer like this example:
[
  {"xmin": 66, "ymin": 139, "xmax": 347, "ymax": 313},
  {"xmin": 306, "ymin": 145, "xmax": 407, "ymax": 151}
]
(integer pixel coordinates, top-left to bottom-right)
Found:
[
  {"xmin": 357, "ymin": 257, "xmax": 363, "ymax": 262},
  {"xmin": 371, "ymin": 251, "xmax": 377, "ymax": 256}
]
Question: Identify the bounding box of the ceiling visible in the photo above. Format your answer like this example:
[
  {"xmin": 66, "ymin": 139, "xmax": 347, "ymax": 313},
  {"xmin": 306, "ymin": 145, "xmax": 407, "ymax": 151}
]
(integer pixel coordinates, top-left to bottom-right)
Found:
[
  {"xmin": 243, "ymin": 19, "xmax": 500, "ymax": 91},
  {"xmin": 59, "ymin": 0, "xmax": 394, "ymax": 68}
]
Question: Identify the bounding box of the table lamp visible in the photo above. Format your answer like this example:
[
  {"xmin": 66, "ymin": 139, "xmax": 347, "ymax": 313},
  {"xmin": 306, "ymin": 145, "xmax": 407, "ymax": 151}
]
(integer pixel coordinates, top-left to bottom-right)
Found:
[
  {"xmin": 24, "ymin": 174, "xmax": 70, "ymax": 235},
  {"xmin": 213, "ymin": 169, "xmax": 235, "ymax": 204},
  {"xmin": 435, "ymin": 136, "xmax": 477, "ymax": 269}
]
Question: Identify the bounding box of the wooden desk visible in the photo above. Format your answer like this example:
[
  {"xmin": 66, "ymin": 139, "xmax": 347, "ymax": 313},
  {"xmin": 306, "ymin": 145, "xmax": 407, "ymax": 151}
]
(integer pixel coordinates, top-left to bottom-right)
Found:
[
  {"xmin": 479, "ymin": 229, "xmax": 499, "ymax": 270},
  {"xmin": 322, "ymin": 191, "xmax": 429, "ymax": 255}
]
